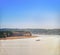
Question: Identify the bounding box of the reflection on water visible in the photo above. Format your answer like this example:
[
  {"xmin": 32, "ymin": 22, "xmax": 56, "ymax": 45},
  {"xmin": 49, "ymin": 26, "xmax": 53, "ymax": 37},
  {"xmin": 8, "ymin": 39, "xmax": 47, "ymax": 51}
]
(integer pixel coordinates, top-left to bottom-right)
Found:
[{"xmin": 0, "ymin": 35, "xmax": 60, "ymax": 55}]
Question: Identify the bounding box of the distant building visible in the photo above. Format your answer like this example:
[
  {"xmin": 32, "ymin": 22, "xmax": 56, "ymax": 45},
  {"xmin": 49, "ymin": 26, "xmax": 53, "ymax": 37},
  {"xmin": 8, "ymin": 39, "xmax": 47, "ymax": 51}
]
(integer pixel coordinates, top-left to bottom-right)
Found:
[{"xmin": 12, "ymin": 31, "xmax": 32, "ymax": 36}]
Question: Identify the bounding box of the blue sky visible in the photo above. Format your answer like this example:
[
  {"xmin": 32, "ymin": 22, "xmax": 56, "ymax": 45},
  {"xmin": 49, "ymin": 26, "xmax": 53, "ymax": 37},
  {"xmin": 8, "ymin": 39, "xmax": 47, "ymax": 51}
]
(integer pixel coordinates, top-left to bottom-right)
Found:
[{"xmin": 0, "ymin": 0, "xmax": 60, "ymax": 29}]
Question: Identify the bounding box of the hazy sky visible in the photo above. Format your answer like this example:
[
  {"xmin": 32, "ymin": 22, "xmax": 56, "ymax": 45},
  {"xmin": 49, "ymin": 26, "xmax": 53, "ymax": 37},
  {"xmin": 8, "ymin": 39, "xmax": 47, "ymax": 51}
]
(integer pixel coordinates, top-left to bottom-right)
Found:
[{"xmin": 0, "ymin": 0, "xmax": 60, "ymax": 29}]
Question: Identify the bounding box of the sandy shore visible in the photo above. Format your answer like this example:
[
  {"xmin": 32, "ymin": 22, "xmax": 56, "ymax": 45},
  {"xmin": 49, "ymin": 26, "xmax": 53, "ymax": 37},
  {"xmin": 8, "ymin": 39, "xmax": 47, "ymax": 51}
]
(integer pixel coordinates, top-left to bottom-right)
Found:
[
  {"xmin": 0, "ymin": 35, "xmax": 60, "ymax": 55},
  {"xmin": 0, "ymin": 36, "xmax": 37, "ymax": 40}
]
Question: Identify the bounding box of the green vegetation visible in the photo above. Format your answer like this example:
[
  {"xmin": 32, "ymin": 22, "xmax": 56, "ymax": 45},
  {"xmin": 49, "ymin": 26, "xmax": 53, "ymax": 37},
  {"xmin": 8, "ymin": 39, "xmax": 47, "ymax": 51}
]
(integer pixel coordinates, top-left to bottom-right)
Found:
[
  {"xmin": 0, "ymin": 29, "xmax": 60, "ymax": 37},
  {"xmin": 0, "ymin": 31, "xmax": 5, "ymax": 38},
  {"xmin": 0, "ymin": 31, "xmax": 13, "ymax": 38}
]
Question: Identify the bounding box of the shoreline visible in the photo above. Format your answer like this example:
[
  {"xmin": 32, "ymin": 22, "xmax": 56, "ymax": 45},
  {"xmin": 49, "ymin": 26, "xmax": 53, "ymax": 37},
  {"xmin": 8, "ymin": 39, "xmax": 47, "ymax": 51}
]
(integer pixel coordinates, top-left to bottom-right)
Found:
[{"xmin": 0, "ymin": 36, "xmax": 37, "ymax": 40}]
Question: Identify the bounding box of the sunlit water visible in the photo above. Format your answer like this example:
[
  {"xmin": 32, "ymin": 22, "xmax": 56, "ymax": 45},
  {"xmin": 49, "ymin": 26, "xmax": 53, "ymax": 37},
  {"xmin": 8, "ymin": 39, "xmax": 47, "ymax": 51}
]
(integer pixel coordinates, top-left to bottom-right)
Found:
[{"xmin": 0, "ymin": 35, "xmax": 60, "ymax": 55}]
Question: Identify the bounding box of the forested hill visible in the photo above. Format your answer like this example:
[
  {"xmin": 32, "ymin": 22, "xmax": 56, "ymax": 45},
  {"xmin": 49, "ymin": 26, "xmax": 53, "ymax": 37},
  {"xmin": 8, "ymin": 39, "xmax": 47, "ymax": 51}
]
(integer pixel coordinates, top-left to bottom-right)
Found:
[{"xmin": 0, "ymin": 28, "xmax": 60, "ymax": 35}]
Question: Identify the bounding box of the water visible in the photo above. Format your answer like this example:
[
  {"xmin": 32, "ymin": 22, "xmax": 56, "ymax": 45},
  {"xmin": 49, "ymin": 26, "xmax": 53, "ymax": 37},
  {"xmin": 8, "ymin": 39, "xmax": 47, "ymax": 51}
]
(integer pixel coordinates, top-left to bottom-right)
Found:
[{"xmin": 0, "ymin": 35, "xmax": 60, "ymax": 55}]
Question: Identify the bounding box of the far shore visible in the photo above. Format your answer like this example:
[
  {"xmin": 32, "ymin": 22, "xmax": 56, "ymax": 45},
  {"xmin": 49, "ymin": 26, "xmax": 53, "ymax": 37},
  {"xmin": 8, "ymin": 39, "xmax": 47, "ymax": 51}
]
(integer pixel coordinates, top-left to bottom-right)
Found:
[{"xmin": 0, "ymin": 36, "xmax": 37, "ymax": 40}]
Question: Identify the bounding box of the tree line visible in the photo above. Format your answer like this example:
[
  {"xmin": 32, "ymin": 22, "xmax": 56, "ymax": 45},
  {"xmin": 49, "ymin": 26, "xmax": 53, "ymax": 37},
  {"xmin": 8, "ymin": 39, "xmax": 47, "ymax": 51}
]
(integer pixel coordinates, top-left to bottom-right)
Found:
[{"xmin": 0, "ymin": 31, "xmax": 13, "ymax": 38}]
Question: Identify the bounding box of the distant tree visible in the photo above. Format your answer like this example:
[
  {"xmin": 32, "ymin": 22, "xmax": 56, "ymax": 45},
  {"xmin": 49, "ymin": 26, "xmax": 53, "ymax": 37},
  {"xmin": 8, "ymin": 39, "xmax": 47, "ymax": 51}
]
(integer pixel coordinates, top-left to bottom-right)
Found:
[
  {"xmin": 0, "ymin": 31, "xmax": 5, "ymax": 38},
  {"xmin": 0, "ymin": 31, "xmax": 13, "ymax": 38},
  {"xmin": 6, "ymin": 31, "xmax": 13, "ymax": 37}
]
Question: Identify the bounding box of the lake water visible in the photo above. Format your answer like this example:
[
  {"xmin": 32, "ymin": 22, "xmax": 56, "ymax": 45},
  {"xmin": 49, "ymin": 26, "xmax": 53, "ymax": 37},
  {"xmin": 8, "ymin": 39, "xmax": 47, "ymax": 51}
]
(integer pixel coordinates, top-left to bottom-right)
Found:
[{"xmin": 0, "ymin": 35, "xmax": 60, "ymax": 55}]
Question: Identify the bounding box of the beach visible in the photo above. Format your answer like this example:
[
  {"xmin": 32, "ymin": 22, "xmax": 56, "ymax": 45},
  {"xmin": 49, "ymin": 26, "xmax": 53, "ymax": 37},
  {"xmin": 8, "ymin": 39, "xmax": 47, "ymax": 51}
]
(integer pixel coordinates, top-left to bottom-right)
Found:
[{"xmin": 0, "ymin": 35, "xmax": 60, "ymax": 55}]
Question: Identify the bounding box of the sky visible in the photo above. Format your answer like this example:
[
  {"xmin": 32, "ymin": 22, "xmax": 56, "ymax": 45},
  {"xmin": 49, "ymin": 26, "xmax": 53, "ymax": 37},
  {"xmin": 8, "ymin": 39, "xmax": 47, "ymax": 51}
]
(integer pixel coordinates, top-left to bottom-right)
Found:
[{"xmin": 0, "ymin": 0, "xmax": 60, "ymax": 29}]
